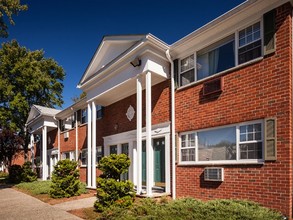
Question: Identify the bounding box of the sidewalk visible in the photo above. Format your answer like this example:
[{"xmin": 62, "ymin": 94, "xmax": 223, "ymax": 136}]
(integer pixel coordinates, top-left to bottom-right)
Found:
[
  {"xmin": 53, "ymin": 197, "xmax": 96, "ymax": 211},
  {"xmin": 0, "ymin": 187, "xmax": 83, "ymax": 220}
]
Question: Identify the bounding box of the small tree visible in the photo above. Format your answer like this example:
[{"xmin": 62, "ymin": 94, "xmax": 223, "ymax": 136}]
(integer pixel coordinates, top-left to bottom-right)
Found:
[
  {"xmin": 95, "ymin": 154, "xmax": 135, "ymax": 212},
  {"xmin": 49, "ymin": 159, "xmax": 81, "ymax": 198},
  {"xmin": 21, "ymin": 161, "xmax": 37, "ymax": 182}
]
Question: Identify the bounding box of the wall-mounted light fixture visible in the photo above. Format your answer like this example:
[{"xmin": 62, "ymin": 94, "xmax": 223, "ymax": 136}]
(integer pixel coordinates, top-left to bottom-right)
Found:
[
  {"xmin": 130, "ymin": 57, "xmax": 141, "ymax": 67},
  {"xmin": 114, "ymin": 123, "xmax": 119, "ymax": 131}
]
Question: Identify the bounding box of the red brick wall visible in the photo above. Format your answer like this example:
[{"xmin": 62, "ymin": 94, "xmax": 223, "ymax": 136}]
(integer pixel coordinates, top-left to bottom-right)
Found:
[
  {"xmin": 96, "ymin": 80, "xmax": 170, "ymax": 144},
  {"xmin": 175, "ymin": 3, "xmax": 292, "ymax": 218}
]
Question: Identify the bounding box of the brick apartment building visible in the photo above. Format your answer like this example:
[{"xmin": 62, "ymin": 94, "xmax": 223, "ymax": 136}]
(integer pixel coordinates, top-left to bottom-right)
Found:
[{"xmin": 25, "ymin": 0, "xmax": 293, "ymax": 217}]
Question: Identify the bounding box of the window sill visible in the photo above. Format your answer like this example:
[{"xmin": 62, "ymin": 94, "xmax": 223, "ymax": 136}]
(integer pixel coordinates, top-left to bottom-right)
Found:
[
  {"xmin": 177, "ymin": 160, "xmax": 264, "ymax": 166},
  {"xmin": 177, "ymin": 57, "xmax": 263, "ymax": 91}
]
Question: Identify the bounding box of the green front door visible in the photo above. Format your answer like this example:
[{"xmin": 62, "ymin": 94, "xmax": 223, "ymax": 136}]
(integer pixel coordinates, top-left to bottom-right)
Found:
[
  {"xmin": 142, "ymin": 141, "xmax": 146, "ymax": 184},
  {"xmin": 154, "ymin": 138, "xmax": 165, "ymax": 187}
]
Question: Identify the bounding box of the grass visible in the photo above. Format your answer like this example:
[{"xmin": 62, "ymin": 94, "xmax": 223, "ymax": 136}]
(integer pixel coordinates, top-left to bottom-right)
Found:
[
  {"xmin": 94, "ymin": 198, "xmax": 284, "ymax": 220},
  {"xmin": 15, "ymin": 180, "xmax": 52, "ymax": 195}
]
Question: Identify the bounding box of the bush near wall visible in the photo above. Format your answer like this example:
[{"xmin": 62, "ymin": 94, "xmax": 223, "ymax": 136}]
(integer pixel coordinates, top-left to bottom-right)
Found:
[
  {"xmin": 100, "ymin": 198, "xmax": 283, "ymax": 220},
  {"xmin": 95, "ymin": 154, "xmax": 135, "ymax": 212},
  {"xmin": 49, "ymin": 159, "xmax": 81, "ymax": 198},
  {"xmin": 8, "ymin": 162, "xmax": 37, "ymax": 183}
]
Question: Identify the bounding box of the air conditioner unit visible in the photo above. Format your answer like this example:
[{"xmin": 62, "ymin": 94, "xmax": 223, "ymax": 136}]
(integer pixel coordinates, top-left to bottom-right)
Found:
[
  {"xmin": 203, "ymin": 77, "xmax": 223, "ymax": 96},
  {"xmin": 204, "ymin": 167, "xmax": 224, "ymax": 182},
  {"xmin": 64, "ymin": 131, "xmax": 69, "ymax": 139}
]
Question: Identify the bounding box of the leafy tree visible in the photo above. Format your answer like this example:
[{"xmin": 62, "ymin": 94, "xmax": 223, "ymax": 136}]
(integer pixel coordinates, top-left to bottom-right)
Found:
[
  {"xmin": 0, "ymin": 40, "xmax": 65, "ymax": 133},
  {"xmin": 71, "ymin": 91, "xmax": 86, "ymax": 103},
  {"xmin": 95, "ymin": 154, "xmax": 135, "ymax": 212},
  {"xmin": 0, "ymin": 40, "xmax": 65, "ymax": 166},
  {"xmin": 0, "ymin": 0, "xmax": 28, "ymax": 38},
  {"xmin": 0, "ymin": 129, "xmax": 24, "ymax": 168},
  {"xmin": 50, "ymin": 159, "xmax": 81, "ymax": 198}
]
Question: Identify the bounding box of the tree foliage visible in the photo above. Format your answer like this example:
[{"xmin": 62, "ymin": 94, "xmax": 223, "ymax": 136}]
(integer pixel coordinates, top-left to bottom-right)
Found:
[
  {"xmin": 71, "ymin": 91, "xmax": 86, "ymax": 103},
  {"xmin": 0, "ymin": 129, "xmax": 23, "ymax": 167},
  {"xmin": 0, "ymin": 0, "xmax": 27, "ymax": 38},
  {"xmin": 95, "ymin": 154, "xmax": 135, "ymax": 212},
  {"xmin": 0, "ymin": 40, "xmax": 65, "ymax": 133},
  {"xmin": 50, "ymin": 159, "xmax": 81, "ymax": 198}
]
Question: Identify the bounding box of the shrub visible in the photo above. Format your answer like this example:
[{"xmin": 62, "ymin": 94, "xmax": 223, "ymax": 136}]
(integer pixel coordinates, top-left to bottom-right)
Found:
[
  {"xmin": 21, "ymin": 161, "xmax": 37, "ymax": 182},
  {"xmin": 8, "ymin": 164, "xmax": 23, "ymax": 183},
  {"xmin": 0, "ymin": 171, "xmax": 8, "ymax": 178},
  {"xmin": 95, "ymin": 154, "xmax": 135, "ymax": 212},
  {"xmin": 49, "ymin": 159, "xmax": 81, "ymax": 198},
  {"xmin": 100, "ymin": 198, "xmax": 283, "ymax": 220}
]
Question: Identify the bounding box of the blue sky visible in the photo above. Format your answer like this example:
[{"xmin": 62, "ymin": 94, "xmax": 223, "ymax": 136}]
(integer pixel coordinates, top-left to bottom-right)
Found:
[{"xmin": 1, "ymin": 0, "xmax": 245, "ymax": 109}]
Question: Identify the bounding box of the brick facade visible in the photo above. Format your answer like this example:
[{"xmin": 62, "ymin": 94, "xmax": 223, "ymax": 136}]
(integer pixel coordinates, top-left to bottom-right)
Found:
[{"xmin": 175, "ymin": 3, "xmax": 292, "ymax": 217}]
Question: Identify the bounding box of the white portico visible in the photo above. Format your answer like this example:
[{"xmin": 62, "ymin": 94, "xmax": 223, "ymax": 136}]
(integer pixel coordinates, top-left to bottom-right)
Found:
[
  {"xmin": 78, "ymin": 34, "xmax": 171, "ymax": 195},
  {"xmin": 26, "ymin": 105, "xmax": 60, "ymax": 180}
]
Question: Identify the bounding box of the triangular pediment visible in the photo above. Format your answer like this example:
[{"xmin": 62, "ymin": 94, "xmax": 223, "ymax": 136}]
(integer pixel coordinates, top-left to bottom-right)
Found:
[
  {"xmin": 26, "ymin": 105, "xmax": 41, "ymax": 125},
  {"xmin": 78, "ymin": 35, "xmax": 146, "ymax": 86}
]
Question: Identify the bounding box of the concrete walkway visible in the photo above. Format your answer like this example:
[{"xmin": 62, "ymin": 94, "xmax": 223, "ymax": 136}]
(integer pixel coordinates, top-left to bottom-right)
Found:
[
  {"xmin": 0, "ymin": 187, "xmax": 82, "ymax": 220},
  {"xmin": 53, "ymin": 197, "xmax": 96, "ymax": 211}
]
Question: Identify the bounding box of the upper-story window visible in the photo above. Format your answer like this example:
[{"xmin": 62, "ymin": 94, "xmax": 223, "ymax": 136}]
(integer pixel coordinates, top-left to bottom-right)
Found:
[
  {"xmin": 60, "ymin": 115, "xmax": 74, "ymax": 131},
  {"xmin": 197, "ymin": 35, "xmax": 235, "ymax": 81},
  {"xmin": 179, "ymin": 21, "xmax": 262, "ymax": 87},
  {"xmin": 81, "ymin": 109, "xmax": 87, "ymax": 124},
  {"xmin": 238, "ymin": 22, "xmax": 261, "ymax": 64},
  {"xmin": 180, "ymin": 55, "xmax": 194, "ymax": 86}
]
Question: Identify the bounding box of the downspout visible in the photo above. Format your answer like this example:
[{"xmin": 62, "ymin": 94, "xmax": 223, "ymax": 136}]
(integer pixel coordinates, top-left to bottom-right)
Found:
[
  {"xmin": 53, "ymin": 116, "xmax": 60, "ymax": 161},
  {"xmin": 166, "ymin": 49, "xmax": 176, "ymax": 199}
]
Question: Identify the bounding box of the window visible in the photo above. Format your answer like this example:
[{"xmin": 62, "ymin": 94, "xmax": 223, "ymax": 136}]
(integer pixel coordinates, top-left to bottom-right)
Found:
[
  {"xmin": 97, "ymin": 105, "xmax": 103, "ymax": 119},
  {"xmin": 178, "ymin": 20, "xmax": 264, "ymax": 87},
  {"xmin": 238, "ymin": 22, "xmax": 261, "ymax": 64},
  {"xmin": 80, "ymin": 149, "xmax": 87, "ymax": 166},
  {"xmin": 62, "ymin": 151, "xmax": 76, "ymax": 161},
  {"xmin": 180, "ymin": 121, "xmax": 263, "ymax": 164},
  {"xmin": 197, "ymin": 35, "xmax": 235, "ymax": 81},
  {"xmin": 60, "ymin": 115, "xmax": 74, "ymax": 131},
  {"xmin": 180, "ymin": 55, "xmax": 195, "ymax": 86},
  {"xmin": 81, "ymin": 109, "xmax": 87, "ymax": 124},
  {"xmin": 121, "ymin": 143, "xmax": 129, "ymax": 180},
  {"xmin": 96, "ymin": 146, "xmax": 103, "ymax": 164},
  {"xmin": 110, "ymin": 145, "xmax": 117, "ymax": 154},
  {"xmin": 239, "ymin": 123, "xmax": 262, "ymax": 159}
]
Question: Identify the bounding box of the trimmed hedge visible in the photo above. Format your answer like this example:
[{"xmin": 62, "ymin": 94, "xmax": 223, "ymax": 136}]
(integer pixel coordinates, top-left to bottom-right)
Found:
[
  {"xmin": 49, "ymin": 159, "xmax": 81, "ymax": 198},
  {"xmin": 95, "ymin": 154, "xmax": 135, "ymax": 212},
  {"xmin": 100, "ymin": 198, "xmax": 284, "ymax": 220}
]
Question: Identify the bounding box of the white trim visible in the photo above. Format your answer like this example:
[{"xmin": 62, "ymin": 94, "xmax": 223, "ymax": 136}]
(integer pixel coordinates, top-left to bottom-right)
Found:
[
  {"xmin": 87, "ymin": 103, "xmax": 92, "ymax": 187},
  {"xmin": 42, "ymin": 126, "xmax": 47, "ymax": 180},
  {"xmin": 178, "ymin": 119, "xmax": 264, "ymax": 165},
  {"xmin": 91, "ymin": 102, "xmax": 97, "ymax": 188},
  {"xmin": 136, "ymin": 74, "xmax": 143, "ymax": 195}
]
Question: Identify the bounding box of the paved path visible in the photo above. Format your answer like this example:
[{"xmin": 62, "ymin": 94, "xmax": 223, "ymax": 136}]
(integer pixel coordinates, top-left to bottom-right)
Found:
[
  {"xmin": 53, "ymin": 197, "xmax": 96, "ymax": 211},
  {"xmin": 0, "ymin": 187, "xmax": 82, "ymax": 220}
]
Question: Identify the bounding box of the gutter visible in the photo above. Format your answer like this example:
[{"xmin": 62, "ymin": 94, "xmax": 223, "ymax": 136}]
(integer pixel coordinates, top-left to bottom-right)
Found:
[{"xmin": 166, "ymin": 49, "xmax": 176, "ymax": 199}]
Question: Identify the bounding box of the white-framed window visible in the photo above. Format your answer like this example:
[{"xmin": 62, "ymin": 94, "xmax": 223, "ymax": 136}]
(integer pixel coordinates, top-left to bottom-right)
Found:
[
  {"xmin": 81, "ymin": 109, "xmax": 87, "ymax": 124},
  {"xmin": 62, "ymin": 151, "xmax": 75, "ymax": 161},
  {"xmin": 238, "ymin": 22, "xmax": 262, "ymax": 64},
  {"xmin": 179, "ymin": 120, "xmax": 263, "ymax": 164},
  {"xmin": 179, "ymin": 20, "xmax": 263, "ymax": 87},
  {"xmin": 60, "ymin": 115, "xmax": 74, "ymax": 131},
  {"xmin": 96, "ymin": 146, "xmax": 103, "ymax": 164},
  {"xmin": 110, "ymin": 145, "xmax": 117, "ymax": 154},
  {"xmin": 80, "ymin": 149, "xmax": 87, "ymax": 166}
]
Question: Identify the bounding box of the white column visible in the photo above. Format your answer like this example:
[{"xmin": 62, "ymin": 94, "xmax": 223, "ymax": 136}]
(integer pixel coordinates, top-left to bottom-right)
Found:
[
  {"xmin": 136, "ymin": 75, "xmax": 142, "ymax": 195},
  {"xmin": 92, "ymin": 102, "xmax": 97, "ymax": 188},
  {"xmin": 57, "ymin": 121, "xmax": 61, "ymax": 161},
  {"xmin": 75, "ymin": 111, "xmax": 79, "ymax": 162},
  {"xmin": 87, "ymin": 103, "xmax": 92, "ymax": 188},
  {"xmin": 146, "ymin": 71, "xmax": 153, "ymax": 196},
  {"xmin": 42, "ymin": 126, "xmax": 47, "ymax": 180},
  {"xmin": 30, "ymin": 134, "xmax": 35, "ymax": 168}
]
